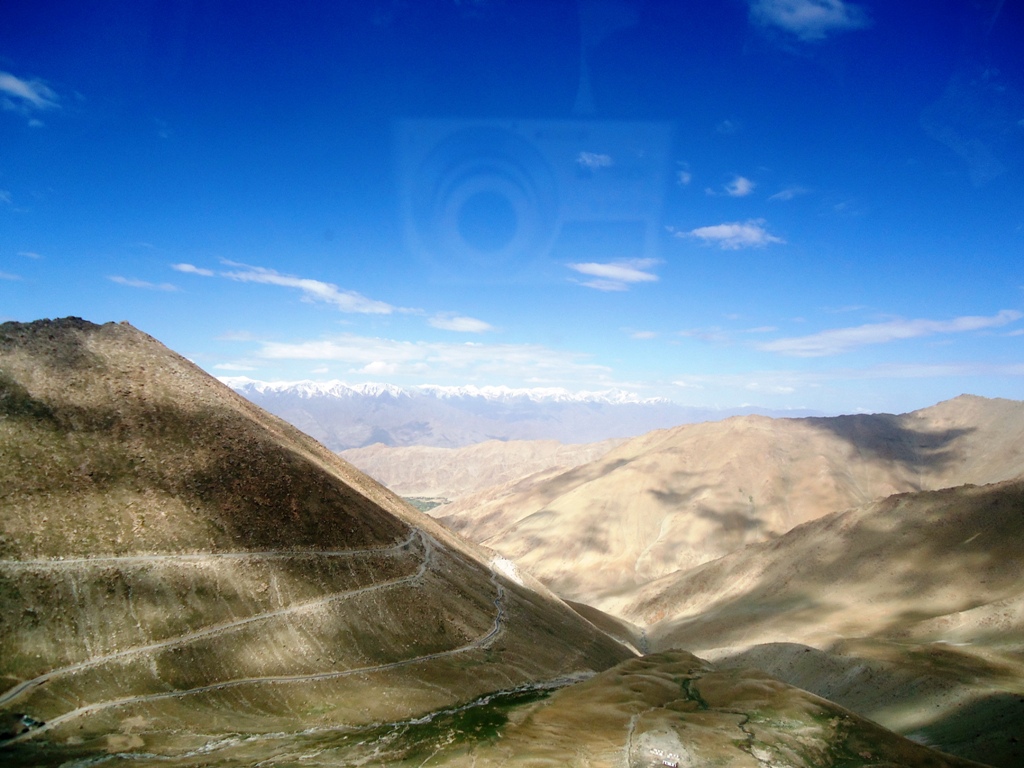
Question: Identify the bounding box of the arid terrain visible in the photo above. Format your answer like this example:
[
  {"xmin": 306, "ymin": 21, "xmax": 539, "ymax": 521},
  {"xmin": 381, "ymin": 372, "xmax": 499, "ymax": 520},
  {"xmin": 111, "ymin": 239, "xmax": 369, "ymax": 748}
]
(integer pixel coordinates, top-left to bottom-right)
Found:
[
  {"xmin": 434, "ymin": 397, "xmax": 1024, "ymax": 608},
  {"xmin": 1, "ymin": 318, "xmax": 1018, "ymax": 767},
  {"xmin": 374, "ymin": 398, "xmax": 1022, "ymax": 766},
  {"xmin": 0, "ymin": 319, "xmax": 630, "ymax": 765},
  {"xmin": 340, "ymin": 438, "xmax": 622, "ymax": 501}
]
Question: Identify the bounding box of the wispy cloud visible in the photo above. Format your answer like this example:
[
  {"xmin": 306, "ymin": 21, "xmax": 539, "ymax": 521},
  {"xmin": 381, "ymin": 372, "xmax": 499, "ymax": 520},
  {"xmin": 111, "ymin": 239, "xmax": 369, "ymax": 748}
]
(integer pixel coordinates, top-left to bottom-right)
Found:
[
  {"xmin": 0, "ymin": 71, "xmax": 59, "ymax": 112},
  {"xmin": 630, "ymin": 330, "xmax": 658, "ymax": 340},
  {"xmin": 1, "ymin": 271, "xmax": 22, "ymax": 281},
  {"xmin": 18, "ymin": 251, "xmax": 43, "ymax": 259},
  {"xmin": 676, "ymin": 162, "xmax": 693, "ymax": 185},
  {"xmin": 108, "ymin": 276, "xmax": 178, "ymax": 291},
  {"xmin": 567, "ymin": 258, "xmax": 661, "ymax": 291},
  {"xmin": 678, "ymin": 326, "xmax": 731, "ymax": 344},
  {"xmin": 759, "ymin": 310, "xmax": 1023, "ymax": 357},
  {"xmin": 577, "ymin": 152, "xmax": 613, "ymax": 170},
  {"xmin": 725, "ymin": 176, "xmax": 756, "ymax": 197},
  {"xmin": 429, "ymin": 313, "xmax": 494, "ymax": 333},
  {"xmin": 716, "ymin": 119, "xmax": 741, "ymax": 135},
  {"xmin": 769, "ymin": 186, "xmax": 809, "ymax": 201},
  {"xmin": 220, "ymin": 262, "xmax": 397, "ymax": 314},
  {"xmin": 253, "ymin": 333, "xmax": 609, "ymax": 383},
  {"xmin": 171, "ymin": 262, "xmax": 214, "ymax": 277},
  {"xmin": 749, "ymin": 0, "xmax": 870, "ymax": 41},
  {"xmin": 199, "ymin": 261, "xmax": 486, "ymax": 333},
  {"xmin": 0, "ymin": 190, "xmax": 11, "ymax": 205},
  {"xmin": 675, "ymin": 219, "xmax": 784, "ymax": 249}
]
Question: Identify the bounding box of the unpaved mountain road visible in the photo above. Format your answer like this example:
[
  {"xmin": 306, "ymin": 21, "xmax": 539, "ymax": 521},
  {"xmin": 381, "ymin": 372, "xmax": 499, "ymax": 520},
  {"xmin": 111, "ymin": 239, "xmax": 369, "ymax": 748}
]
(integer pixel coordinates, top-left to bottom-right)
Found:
[
  {"xmin": 1, "ymin": 531, "xmax": 513, "ymax": 745},
  {"xmin": 0, "ymin": 531, "xmax": 423, "ymax": 709}
]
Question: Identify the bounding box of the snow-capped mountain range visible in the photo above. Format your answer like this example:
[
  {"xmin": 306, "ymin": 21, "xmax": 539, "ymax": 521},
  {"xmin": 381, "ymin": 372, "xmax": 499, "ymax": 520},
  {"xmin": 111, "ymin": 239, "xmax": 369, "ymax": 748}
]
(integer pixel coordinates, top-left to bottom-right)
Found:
[
  {"xmin": 222, "ymin": 377, "xmax": 818, "ymax": 450},
  {"xmin": 223, "ymin": 377, "xmax": 670, "ymax": 405}
]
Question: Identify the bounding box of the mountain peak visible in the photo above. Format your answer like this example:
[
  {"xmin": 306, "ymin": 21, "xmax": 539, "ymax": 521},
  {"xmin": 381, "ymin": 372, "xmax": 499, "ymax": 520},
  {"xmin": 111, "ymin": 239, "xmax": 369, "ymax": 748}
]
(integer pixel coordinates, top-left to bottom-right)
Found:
[{"xmin": 0, "ymin": 317, "xmax": 630, "ymax": 762}]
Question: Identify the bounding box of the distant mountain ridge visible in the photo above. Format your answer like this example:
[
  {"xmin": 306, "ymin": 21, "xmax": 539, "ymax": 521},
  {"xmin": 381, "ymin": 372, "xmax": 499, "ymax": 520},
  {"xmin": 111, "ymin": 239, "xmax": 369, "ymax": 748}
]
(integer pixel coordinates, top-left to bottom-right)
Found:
[
  {"xmin": 223, "ymin": 376, "xmax": 820, "ymax": 450},
  {"xmin": 340, "ymin": 438, "xmax": 625, "ymax": 500},
  {"xmin": 437, "ymin": 394, "xmax": 1024, "ymax": 609},
  {"xmin": 223, "ymin": 376, "xmax": 674, "ymax": 405}
]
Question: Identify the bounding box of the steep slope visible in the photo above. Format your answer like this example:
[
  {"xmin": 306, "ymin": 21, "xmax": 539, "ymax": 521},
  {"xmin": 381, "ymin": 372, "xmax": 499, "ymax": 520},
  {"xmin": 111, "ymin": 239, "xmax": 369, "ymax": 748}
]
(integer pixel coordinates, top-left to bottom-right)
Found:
[
  {"xmin": 439, "ymin": 398, "xmax": 1024, "ymax": 607},
  {"xmin": 340, "ymin": 437, "xmax": 622, "ymax": 500},
  {"xmin": 614, "ymin": 480, "xmax": 1024, "ymax": 766},
  {"xmin": 0, "ymin": 318, "xmax": 631, "ymax": 765}
]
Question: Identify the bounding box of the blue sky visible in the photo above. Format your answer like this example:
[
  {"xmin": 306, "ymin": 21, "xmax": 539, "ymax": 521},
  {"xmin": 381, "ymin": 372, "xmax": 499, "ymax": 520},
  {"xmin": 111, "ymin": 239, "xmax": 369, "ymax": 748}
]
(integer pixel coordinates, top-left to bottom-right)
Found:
[{"xmin": 2, "ymin": 0, "xmax": 1023, "ymax": 415}]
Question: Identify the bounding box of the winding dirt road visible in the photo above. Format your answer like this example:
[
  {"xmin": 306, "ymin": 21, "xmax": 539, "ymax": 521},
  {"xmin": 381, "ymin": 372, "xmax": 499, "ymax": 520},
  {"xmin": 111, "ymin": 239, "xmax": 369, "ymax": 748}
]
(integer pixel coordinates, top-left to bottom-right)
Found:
[{"xmin": 1, "ymin": 530, "xmax": 511, "ymax": 745}]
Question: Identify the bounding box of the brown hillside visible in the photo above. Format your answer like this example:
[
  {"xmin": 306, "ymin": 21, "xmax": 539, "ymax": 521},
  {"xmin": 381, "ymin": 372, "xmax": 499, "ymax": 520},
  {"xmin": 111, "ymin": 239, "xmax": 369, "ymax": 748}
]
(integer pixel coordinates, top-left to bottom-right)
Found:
[
  {"xmin": 614, "ymin": 479, "xmax": 1024, "ymax": 766},
  {"xmin": 0, "ymin": 318, "xmax": 630, "ymax": 765},
  {"xmin": 340, "ymin": 437, "xmax": 621, "ymax": 500},
  {"xmin": 439, "ymin": 397, "xmax": 1024, "ymax": 608}
]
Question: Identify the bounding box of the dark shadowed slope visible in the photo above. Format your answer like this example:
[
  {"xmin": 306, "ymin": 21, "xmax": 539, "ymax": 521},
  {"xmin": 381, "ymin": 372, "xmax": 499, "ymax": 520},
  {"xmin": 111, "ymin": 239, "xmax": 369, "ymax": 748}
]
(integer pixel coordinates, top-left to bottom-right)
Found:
[
  {"xmin": 0, "ymin": 318, "xmax": 630, "ymax": 765},
  {"xmin": 613, "ymin": 479, "xmax": 1024, "ymax": 766}
]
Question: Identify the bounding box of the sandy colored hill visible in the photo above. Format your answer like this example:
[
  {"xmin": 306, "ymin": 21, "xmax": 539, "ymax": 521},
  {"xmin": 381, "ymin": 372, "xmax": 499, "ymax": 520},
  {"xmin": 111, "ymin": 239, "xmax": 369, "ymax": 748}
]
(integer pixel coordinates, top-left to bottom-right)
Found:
[
  {"xmin": 439, "ymin": 397, "xmax": 1024, "ymax": 607},
  {"xmin": 0, "ymin": 318, "xmax": 630, "ymax": 765},
  {"xmin": 339, "ymin": 437, "xmax": 622, "ymax": 500},
  {"xmin": 608, "ymin": 479, "xmax": 1024, "ymax": 766}
]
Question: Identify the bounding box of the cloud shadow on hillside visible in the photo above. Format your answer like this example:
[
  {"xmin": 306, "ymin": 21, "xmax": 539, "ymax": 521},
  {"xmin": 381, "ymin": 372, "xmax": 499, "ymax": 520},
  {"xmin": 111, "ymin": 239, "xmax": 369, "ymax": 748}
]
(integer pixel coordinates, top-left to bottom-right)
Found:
[{"xmin": 802, "ymin": 413, "xmax": 976, "ymax": 477}]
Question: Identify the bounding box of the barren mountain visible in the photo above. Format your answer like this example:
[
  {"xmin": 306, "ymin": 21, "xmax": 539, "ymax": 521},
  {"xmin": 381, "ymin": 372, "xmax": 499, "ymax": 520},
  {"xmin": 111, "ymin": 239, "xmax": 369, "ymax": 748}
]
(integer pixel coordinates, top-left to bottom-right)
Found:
[
  {"xmin": 438, "ymin": 397, "xmax": 1024, "ymax": 607},
  {"xmin": 0, "ymin": 318, "xmax": 1003, "ymax": 767},
  {"xmin": 0, "ymin": 318, "xmax": 630, "ymax": 766},
  {"xmin": 609, "ymin": 479, "xmax": 1024, "ymax": 766},
  {"xmin": 340, "ymin": 437, "xmax": 622, "ymax": 500}
]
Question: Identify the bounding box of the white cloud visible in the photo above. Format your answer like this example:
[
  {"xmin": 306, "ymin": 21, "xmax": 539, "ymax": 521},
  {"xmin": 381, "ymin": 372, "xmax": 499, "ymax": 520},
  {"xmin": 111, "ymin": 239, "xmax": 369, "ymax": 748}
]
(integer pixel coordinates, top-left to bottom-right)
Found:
[
  {"xmin": 769, "ymin": 186, "xmax": 808, "ymax": 201},
  {"xmin": 254, "ymin": 333, "xmax": 610, "ymax": 383},
  {"xmin": 18, "ymin": 251, "xmax": 42, "ymax": 259},
  {"xmin": 108, "ymin": 275, "xmax": 178, "ymax": 291},
  {"xmin": 0, "ymin": 71, "xmax": 59, "ymax": 111},
  {"xmin": 745, "ymin": 381, "xmax": 796, "ymax": 394},
  {"xmin": 749, "ymin": 0, "xmax": 870, "ymax": 41},
  {"xmin": 429, "ymin": 313, "xmax": 494, "ymax": 333},
  {"xmin": 1, "ymin": 271, "xmax": 22, "ymax": 281},
  {"xmin": 359, "ymin": 361, "xmax": 402, "ymax": 375},
  {"xmin": 759, "ymin": 310, "xmax": 1023, "ymax": 357},
  {"xmin": 678, "ymin": 326, "xmax": 730, "ymax": 344},
  {"xmin": 677, "ymin": 168, "xmax": 692, "ymax": 185},
  {"xmin": 630, "ymin": 330, "xmax": 658, "ymax": 340},
  {"xmin": 726, "ymin": 176, "xmax": 756, "ymax": 197},
  {"xmin": 220, "ymin": 262, "xmax": 396, "ymax": 314},
  {"xmin": 568, "ymin": 258, "xmax": 660, "ymax": 291},
  {"xmin": 577, "ymin": 152, "xmax": 613, "ymax": 170},
  {"xmin": 172, "ymin": 262, "xmax": 215, "ymax": 277},
  {"xmin": 716, "ymin": 119, "xmax": 740, "ymax": 135},
  {"xmin": 213, "ymin": 362, "xmax": 257, "ymax": 371},
  {"xmin": 680, "ymin": 219, "xmax": 784, "ymax": 249}
]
